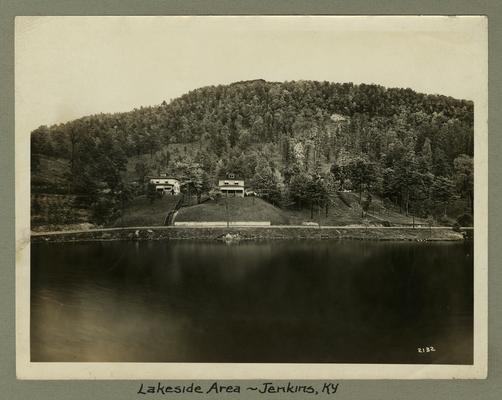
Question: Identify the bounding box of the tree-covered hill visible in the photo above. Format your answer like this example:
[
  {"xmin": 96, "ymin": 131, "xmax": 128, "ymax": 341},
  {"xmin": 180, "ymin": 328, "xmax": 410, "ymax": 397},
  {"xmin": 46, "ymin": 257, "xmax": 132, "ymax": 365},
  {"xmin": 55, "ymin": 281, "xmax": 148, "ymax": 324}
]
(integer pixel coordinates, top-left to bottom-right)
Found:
[{"xmin": 31, "ymin": 79, "xmax": 474, "ymax": 227}]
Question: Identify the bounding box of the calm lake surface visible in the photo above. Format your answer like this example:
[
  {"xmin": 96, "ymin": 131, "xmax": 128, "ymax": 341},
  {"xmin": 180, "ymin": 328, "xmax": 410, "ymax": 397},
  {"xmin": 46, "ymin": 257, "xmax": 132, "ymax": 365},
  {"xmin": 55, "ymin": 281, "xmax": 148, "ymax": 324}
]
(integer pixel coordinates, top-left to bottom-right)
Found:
[{"xmin": 31, "ymin": 240, "xmax": 473, "ymax": 364}]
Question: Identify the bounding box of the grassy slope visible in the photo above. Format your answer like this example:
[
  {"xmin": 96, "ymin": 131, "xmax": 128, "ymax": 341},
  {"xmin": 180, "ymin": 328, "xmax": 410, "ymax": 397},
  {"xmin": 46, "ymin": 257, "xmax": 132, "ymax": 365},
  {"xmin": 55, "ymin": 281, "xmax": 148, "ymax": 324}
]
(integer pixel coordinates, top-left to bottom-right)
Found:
[
  {"xmin": 282, "ymin": 192, "xmax": 426, "ymax": 226},
  {"xmin": 176, "ymin": 197, "xmax": 290, "ymax": 225},
  {"xmin": 283, "ymin": 193, "xmax": 356, "ymax": 225},
  {"xmin": 175, "ymin": 194, "xmax": 427, "ymax": 227},
  {"xmin": 337, "ymin": 192, "xmax": 428, "ymax": 225},
  {"xmin": 109, "ymin": 194, "xmax": 180, "ymax": 227}
]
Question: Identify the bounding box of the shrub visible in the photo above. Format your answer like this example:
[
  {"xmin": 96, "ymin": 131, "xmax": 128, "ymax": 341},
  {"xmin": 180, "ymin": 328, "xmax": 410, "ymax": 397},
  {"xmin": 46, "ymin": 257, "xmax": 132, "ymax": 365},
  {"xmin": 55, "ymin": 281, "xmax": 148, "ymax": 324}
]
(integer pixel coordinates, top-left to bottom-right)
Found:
[
  {"xmin": 437, "ymin": 215, "xmax": 450, "ymax": 225},
  {"xmin": 91, "ymin": 197, "xmax": 119, "ymax": 225},
  {"xmin": 456, "ymin": 213, "xmax": 473, "ymax": 227}
]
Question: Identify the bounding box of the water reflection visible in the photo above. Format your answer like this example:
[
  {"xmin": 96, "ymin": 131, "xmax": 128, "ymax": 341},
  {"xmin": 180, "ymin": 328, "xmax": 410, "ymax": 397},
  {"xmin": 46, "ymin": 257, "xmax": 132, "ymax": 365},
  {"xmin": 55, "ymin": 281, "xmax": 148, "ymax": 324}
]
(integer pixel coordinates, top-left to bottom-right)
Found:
[{"xmin": 31, "ymin": 240, "xmax": 473, "ymax": 363}]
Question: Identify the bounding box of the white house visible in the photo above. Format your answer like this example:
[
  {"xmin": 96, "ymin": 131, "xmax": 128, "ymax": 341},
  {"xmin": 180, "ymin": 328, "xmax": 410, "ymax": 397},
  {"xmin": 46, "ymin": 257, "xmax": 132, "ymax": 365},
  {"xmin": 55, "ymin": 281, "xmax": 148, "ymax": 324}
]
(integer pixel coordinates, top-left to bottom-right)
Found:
[
  {"xmin": 149, "ymin": 177, "xmax": 180, "ymax": 195},
  {"xmin": 218, "ymin": 177, "xmax": 245, "ymax": 197}
]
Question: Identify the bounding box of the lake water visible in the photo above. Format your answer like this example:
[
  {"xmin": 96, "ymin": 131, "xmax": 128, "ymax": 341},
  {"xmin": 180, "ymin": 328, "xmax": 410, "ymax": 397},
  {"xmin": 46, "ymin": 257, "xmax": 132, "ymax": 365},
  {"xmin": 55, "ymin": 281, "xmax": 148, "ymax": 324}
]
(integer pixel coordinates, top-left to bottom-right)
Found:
[{"xmin": 31, "ymin": 240, "xmax": 473, "ymax": 364}]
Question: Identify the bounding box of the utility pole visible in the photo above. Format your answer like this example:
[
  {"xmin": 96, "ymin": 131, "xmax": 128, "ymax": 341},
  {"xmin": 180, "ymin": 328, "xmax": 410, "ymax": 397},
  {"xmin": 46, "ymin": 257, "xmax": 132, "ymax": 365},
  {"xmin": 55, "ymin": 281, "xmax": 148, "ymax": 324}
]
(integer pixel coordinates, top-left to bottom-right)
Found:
[
  {"xmin": 318, "ymin": 202, "xmax": 322, "ymax": 240},
  {"xmin": 120, "ymin": 191, "xmax": 124, "ymax": 227},
  {"xmin": 225, "ymin": 193, "xmax": 229, "ymax": 228}
]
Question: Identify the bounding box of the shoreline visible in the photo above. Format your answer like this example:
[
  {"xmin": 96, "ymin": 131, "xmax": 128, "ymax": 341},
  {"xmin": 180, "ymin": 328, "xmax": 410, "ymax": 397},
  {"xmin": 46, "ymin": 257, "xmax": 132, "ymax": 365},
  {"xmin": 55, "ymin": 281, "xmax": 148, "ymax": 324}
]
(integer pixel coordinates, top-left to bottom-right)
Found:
[{"xmin": 30, "ymin": 225, "xmax": 470, "ymax": 243}]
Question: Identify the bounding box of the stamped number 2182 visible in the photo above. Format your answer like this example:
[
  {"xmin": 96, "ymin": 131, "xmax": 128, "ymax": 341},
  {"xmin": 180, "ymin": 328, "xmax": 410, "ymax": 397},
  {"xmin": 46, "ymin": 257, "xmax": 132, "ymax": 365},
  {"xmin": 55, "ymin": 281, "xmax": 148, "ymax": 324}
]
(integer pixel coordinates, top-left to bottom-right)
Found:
[{"xmin": 417, "ymin": 346, "xmax": 436, "ymax": 353}]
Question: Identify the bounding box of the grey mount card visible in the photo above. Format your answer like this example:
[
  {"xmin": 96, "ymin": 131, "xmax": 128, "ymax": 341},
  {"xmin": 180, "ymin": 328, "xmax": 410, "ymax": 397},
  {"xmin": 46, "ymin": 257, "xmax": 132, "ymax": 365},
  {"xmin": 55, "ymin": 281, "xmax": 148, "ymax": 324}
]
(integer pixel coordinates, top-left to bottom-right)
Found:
[{"xmin": 14, "ymin": 16, "xmax": 487, "ymax": 380}]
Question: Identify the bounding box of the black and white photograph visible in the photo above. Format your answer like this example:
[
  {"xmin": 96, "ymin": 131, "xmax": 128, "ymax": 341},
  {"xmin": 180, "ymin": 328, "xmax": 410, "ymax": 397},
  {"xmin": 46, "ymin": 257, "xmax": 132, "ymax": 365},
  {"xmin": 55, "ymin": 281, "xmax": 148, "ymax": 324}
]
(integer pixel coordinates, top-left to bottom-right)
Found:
[{"xmin": 15, "ymin": 16, "xmax": 487, "ymax": 379}]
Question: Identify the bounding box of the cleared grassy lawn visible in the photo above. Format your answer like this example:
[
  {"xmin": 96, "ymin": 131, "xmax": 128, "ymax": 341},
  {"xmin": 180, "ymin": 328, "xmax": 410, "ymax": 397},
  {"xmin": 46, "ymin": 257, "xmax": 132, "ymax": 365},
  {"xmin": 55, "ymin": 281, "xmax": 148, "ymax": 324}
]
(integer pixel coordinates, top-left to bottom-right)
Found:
[
  {"xmin": 176, "ymin": 194, "xmax": 430, "ymax": 227},
  {"xmin": 176, "ymin": 197, "xmax": 290, "ymax": 225},
  {"xmin": 110, "ymin": 195, "xmax": 180, "ymax": 227},
  {"xmin": 282, "ymin": 192, "xmax": 396, "ymax": 226},
  {"xmin": 112, "ymin": 192, "xmax": 432, "ymax": 228},
  {"xmin": 336, "ymin": 192, "xmax": 429, "ymax": 226}
]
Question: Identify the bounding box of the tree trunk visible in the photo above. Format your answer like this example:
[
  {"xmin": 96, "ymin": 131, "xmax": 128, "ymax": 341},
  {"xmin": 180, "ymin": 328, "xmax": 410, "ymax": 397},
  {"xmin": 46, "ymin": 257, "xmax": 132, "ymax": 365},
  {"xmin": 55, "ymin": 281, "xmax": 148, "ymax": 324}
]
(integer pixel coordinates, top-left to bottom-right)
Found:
[
  {"xmin": 310, "ymin": 201, "xmax": 314, "ymax": 219},
  {"xmin": 69, "ymin": 137, "xmax": 76, "ymax": 194}
]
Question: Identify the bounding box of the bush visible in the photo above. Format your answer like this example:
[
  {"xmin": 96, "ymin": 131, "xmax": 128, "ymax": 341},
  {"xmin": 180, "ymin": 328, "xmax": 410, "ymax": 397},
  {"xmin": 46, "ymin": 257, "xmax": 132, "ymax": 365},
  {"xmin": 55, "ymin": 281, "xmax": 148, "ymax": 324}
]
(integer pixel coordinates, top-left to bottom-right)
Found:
[
  {"xmin": 456, "ymin": 213, "xmax": 473, "ymax": 227},
  {"xmin": 452, "ymin": 222, "xmax": 461, "ymax": 232},
  {"xmin": 91, "ymin": 197, "xmax": 119, "ymax": 225},
  {"xmin": 208, "ymin": 188, "xmax": 222, "ymax": 202},
  {"xmin": 437, "ymin": 215, "xmax": 450, "ymax": 225}
]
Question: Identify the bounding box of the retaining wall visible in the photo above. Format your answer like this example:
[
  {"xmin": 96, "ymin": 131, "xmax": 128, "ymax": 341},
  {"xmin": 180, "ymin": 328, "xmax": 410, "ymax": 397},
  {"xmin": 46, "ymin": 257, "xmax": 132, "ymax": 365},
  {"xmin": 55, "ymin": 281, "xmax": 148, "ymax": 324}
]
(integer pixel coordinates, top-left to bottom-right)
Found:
[
  {"xmin": 174, "ymin": 221, "xmax": 271, "ymax": 227},
  {"xmin": 31, "ymin": 226, "xmax": 466, "ymax": 243}
]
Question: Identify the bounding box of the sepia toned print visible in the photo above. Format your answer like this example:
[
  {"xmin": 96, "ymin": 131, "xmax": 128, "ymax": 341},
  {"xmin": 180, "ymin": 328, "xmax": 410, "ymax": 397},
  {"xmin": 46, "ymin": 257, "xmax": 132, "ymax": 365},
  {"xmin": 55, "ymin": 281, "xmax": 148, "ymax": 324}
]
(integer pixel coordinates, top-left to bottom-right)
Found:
[{"xmin": 15, "ymin": 16, "xmax": 487, "ymax": 379}]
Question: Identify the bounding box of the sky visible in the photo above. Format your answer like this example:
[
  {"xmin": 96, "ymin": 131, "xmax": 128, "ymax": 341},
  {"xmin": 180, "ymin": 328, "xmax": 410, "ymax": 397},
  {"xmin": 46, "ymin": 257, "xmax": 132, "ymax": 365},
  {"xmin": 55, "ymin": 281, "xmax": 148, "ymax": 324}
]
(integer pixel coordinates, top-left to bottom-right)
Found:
[{"xmin": 15, "ymin": 16, "xmax": 487, "ymax": 135}]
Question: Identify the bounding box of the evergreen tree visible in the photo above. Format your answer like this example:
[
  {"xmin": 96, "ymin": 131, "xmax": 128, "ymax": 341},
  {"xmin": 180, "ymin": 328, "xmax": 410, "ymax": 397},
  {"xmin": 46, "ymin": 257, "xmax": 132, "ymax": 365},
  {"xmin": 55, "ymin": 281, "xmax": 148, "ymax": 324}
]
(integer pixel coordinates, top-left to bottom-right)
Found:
[
  {"xmin": 453, "ymin": 154, "xmax": 474, "ymax": 214},
  {"xmin": 251, "ymin": 157, "xmax": 282, "ymax": 205},
  {"xmin": 431, "ymin": 176, "xmax": 455, "ymax": 217}
]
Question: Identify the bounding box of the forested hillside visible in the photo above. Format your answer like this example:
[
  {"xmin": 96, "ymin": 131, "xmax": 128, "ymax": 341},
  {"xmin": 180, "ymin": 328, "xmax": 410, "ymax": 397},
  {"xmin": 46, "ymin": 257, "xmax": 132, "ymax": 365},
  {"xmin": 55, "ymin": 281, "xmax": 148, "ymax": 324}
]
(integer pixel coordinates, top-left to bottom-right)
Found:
[{"xmin": 31, "ymin": 79, "xmax": 474, "ymax": 227}]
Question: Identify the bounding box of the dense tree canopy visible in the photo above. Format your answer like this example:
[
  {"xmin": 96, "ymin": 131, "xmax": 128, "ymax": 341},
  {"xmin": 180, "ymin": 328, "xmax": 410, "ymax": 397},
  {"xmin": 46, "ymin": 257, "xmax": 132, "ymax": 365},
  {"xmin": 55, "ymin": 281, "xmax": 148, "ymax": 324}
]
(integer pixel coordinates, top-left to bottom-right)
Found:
[{"xmin": 31, "ymin": 79, "xmax": 474, "ymax": 222}]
